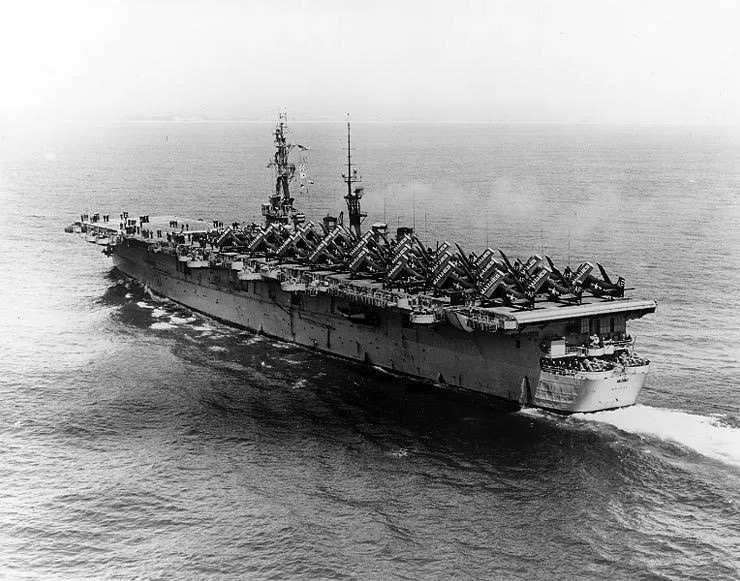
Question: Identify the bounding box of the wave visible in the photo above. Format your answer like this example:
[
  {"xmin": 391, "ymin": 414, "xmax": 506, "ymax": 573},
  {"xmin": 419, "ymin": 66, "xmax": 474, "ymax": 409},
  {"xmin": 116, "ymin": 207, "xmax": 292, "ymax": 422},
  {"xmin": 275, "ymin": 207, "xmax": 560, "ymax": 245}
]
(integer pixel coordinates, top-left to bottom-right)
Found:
[
  {"xmin": 386, "ymin": 448, "xmax": 410, "ymax": 459},
  {"xmin": 170, "ymin": 315, "xmax": 196, "ymax": 324},
  {"xmin": 574, "ymin": 405, "xmax": 740, "ymax": 467},
  {"xmin": 143, "ymin": 285, "xmax": 163, "ymax": 301},
  {"xmin": 372, "ymin": 365, "xmax": 397, "ymax": 376},
  {"xmin": 150, "ymin": 322, "xmax": 177, "ymax": 330}
]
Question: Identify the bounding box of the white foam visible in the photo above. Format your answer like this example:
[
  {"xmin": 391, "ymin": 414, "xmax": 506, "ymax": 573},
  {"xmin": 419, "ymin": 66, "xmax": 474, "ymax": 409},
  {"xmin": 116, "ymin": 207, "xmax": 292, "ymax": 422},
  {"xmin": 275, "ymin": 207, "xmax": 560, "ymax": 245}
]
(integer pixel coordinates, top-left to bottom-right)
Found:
[
  {"xmin": 191, "ymin": 325, "xmax": 213, "ymax": 332},
  {"xmin": 170, "ymin": 315, "xmax": 196, "ymax": 324},
  {"xmin": 150, "ymin": 322, "xmax": 177, "ymax": 330},
  {"xmin": 576, "ymin": 405, "xmax": 740, "ymax": 467},
  {"xmin": 124, "ymin": 293, "xmax": 132, "ymax": 299},
  {"xmin": 208, "ymin": 346, "xmax": 228, "ymax": 352},
  {"xmin": 151, "ymin": 308, "xmax": 168, "ymax": 318},
  {"xmin": 136, "ymin": 301, "xmax": 155, "ymax": 309},
  {"xmin": 387, "ymin": 448, "xmax": 409, "ymax": 459}
]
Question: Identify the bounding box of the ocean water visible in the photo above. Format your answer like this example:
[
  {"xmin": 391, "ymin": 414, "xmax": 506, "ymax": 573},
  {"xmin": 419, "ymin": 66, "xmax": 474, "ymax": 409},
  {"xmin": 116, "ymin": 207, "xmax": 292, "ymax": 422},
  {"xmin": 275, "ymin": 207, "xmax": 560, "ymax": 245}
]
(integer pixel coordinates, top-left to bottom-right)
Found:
[{"xmin": 0, "ymin": 121, "xmax": 739, "ymax": 580}]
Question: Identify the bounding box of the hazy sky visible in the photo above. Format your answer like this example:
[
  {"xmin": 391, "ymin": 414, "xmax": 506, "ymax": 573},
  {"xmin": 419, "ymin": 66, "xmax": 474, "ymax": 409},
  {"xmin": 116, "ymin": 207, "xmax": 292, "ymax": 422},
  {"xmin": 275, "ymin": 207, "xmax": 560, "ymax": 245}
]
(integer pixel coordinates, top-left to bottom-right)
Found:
[{"xmin": 1, "ymin": 0, "xmax": 738, "ymax": 124}]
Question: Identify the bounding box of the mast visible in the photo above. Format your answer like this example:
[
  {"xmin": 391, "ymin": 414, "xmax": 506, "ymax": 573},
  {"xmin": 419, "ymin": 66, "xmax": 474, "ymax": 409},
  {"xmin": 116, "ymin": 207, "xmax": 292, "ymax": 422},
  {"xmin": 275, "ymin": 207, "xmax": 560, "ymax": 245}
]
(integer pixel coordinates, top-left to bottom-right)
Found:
[
  {"xmin": 342, "ymin": 115, "xmax": 366, "ymax": 237},
  {"xmin": 346, "ymin": 118, "xmax": 352, "ymax": 200},
  {"xmin": 264, "ymin": 112, "xmax": 303, "ymax": 228},
  {"xmin": 274, "ymin": 113, "xmax": 293, "ymax": 205}
]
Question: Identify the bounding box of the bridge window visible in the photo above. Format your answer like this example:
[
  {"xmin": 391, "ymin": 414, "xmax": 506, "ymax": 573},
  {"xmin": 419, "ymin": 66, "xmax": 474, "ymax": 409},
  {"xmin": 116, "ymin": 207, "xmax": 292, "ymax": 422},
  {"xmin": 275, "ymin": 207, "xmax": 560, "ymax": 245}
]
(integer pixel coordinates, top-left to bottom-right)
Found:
[
  {"xmin": 589, "ymin": 318, "xmax": 601, "ymax": 335},
  {"xmin": 565, "ymin": 320, "xmax": 580, "ymax": 334}
]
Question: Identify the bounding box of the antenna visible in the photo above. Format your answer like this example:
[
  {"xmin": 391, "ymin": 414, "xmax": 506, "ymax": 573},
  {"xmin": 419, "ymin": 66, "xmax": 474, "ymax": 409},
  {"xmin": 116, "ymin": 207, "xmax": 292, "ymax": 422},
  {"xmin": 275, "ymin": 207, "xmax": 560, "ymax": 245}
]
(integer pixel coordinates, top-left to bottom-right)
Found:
[
  {"xmin": 413, "ymin": 188, "xmax": 416, "ymax": 231},
  {"xmin": 346, "ymin": 113, "xmax": 352, "ymax": 200},
  {"xmin": 342, "ymin": 114, "xmax": 366, "ymax": 237}
]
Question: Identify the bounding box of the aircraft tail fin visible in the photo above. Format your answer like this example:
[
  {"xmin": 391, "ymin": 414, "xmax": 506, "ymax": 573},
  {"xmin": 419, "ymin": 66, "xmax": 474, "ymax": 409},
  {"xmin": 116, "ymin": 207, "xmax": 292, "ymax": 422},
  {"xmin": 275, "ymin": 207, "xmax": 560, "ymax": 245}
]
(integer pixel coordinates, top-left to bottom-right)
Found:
[
  {"xmin": 616, "ymin": 277, "xmax": 626, "ymax": 296},
  {"xmin": 597, "ymin": 262, "xmax": 613, "ymax": 285}
]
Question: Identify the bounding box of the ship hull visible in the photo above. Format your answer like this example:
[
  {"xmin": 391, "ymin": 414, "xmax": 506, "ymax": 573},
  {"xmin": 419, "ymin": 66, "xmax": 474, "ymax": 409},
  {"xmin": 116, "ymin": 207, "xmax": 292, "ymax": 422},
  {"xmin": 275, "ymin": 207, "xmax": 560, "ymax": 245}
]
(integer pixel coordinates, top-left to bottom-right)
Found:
[{"xmin": 112, "ymin": 243, "xmax": 646, "ymax": 413}]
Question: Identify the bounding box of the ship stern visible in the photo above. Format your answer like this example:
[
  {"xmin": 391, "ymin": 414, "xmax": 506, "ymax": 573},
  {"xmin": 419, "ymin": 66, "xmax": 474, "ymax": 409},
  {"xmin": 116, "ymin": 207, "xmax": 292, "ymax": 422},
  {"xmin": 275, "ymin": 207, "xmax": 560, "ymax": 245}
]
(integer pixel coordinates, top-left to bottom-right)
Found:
[{"xmin": 533, "ymin": 363, "xmax": 650, "ymax": 413}]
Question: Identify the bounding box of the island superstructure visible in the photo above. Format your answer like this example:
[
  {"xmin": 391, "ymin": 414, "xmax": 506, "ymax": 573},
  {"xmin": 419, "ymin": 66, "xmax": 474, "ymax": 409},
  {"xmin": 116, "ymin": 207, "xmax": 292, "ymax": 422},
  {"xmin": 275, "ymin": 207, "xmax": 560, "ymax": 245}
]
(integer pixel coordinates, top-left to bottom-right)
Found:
[{"xmin": 70, "ymin": 117, "xmax": 657, "ymax": 413}]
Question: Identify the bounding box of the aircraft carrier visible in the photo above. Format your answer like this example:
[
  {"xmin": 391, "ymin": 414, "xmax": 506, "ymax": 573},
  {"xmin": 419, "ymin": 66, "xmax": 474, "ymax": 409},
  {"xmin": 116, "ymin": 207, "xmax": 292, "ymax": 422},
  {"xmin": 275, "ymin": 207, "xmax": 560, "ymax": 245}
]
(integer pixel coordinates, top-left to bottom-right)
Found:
[{"xmin": 69, "ymin": 117, "xmax": 657, "ymax": 413}]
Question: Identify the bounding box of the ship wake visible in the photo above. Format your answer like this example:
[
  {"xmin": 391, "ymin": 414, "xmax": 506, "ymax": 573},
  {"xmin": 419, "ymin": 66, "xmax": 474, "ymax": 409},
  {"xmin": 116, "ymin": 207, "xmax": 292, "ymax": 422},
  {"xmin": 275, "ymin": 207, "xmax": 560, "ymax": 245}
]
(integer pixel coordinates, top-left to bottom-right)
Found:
[
  {"xmin": 579, "ymin": 405, "xmax": 740, "ymax": 467},
  {"xmin": 524, "ymin": 405, "xmax": 740, "ymax": 468}
]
